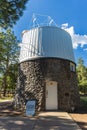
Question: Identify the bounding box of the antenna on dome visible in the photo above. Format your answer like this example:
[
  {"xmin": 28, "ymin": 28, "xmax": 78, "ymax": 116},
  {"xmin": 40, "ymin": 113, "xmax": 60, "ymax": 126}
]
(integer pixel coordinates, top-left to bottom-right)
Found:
[{"xmin": 30, "ymin": 13, "xmax": 58, "ymax": 28}]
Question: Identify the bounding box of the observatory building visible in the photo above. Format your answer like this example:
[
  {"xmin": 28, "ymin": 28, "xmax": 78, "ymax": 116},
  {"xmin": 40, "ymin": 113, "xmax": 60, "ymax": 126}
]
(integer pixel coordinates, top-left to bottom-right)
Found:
[{"xmin": 15, "ymin": 26, "xmax": 79, "ymax": 112}]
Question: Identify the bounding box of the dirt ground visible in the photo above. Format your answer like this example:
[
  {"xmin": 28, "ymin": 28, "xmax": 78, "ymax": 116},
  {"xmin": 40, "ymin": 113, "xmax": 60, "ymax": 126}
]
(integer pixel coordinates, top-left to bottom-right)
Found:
[
  {"xmin": 0, "ymin": 101, "xmax": 87, "ymax": 130},
  {"xmin": 0, "ymin": 101, "xmax": 23, "ymax": 117},
  {"xmin": 70, "ymin": 113, "xmax": 87, "ymax": 130}
]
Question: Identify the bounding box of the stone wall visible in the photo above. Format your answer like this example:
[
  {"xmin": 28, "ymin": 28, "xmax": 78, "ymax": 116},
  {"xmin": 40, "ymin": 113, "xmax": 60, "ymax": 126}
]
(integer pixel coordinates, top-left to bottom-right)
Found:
[{"xmin": 15, "ymin": 58, "xmax": 80, "ymax": 112}]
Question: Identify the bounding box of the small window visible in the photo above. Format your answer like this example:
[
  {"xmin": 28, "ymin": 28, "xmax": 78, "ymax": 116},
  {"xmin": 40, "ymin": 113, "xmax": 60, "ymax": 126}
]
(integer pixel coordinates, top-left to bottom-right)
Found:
[{"xmin": 70, "ymin": 62, "xmax": 75, "ymax": 72}]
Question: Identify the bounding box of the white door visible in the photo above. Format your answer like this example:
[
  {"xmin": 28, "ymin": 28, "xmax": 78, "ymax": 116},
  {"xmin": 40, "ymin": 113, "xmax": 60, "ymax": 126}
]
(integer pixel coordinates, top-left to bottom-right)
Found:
[{"xmin": 46, "ymin": 81, "xmax": 58, "ymax": 110}]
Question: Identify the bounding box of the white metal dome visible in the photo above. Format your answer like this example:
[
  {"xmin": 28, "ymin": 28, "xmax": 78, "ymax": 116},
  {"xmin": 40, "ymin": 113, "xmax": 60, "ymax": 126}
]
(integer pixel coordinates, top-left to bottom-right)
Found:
[{"xmin": 19, "ymin": 26, "xmax": 75, "ymax": 63}]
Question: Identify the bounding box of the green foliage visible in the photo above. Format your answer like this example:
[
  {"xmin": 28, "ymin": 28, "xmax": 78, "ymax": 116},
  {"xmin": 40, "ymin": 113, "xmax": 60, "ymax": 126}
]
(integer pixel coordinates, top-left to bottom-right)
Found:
[
  {"xmin": 80, "ymin": 96, "xmax": 87, "ymax": 111},
  {"xmin": 77, "ymin": 58, "xmax": 87, "ymax": 94},
  {"xmin": 0, "ymin": 29, "xmax": 19, "ymax": 96},
  {"xmin": 0, "ymin": 0, "xmax": 28, "ymax": 28},
  {"xmin": 0, "ymin": 0, "xmax": 28, "ymax": 95}
]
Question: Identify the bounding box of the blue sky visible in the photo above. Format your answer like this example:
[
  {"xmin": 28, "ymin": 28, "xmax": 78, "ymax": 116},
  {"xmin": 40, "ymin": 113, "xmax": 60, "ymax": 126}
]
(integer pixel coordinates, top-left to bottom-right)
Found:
[{"xmin": 13, "ymin": 0, "xmax": 87, "ymax": 66}]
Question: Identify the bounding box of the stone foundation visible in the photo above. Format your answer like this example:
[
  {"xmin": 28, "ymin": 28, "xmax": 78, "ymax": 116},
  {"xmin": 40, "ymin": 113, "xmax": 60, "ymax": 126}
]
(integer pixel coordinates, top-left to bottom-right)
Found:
[{"xmin": 14, "ymin": 58, "xmax": 80, "ymax": 112}]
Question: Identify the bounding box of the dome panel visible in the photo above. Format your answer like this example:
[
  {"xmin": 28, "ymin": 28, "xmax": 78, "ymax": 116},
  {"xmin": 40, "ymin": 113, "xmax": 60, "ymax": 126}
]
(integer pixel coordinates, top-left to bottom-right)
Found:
[{"xmin": 19, "ymin": 26, "xmax": 75, "ymax": 63}]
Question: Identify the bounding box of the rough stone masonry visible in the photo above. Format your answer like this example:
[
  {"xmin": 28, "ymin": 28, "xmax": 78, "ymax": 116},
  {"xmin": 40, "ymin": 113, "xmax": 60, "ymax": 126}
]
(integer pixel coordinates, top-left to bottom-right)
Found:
[{"xmin": 14, "ymin": 58, "xmax": 80, "ymax": 112}]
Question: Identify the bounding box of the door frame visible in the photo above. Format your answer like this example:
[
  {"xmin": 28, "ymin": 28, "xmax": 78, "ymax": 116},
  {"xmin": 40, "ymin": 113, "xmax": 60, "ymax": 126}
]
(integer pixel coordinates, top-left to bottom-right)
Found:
[{"xmin": 45, "ymin": 81, "xmax": 58, "ymax": 110}]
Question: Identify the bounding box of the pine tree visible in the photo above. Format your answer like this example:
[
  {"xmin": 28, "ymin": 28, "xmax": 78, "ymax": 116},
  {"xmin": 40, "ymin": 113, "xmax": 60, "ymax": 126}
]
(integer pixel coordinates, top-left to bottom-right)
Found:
[
  {"xmin": 0, "ymin": 0, "xmax": 28, "ymax": 28},
  {"xmin": 0, "ymin": 29, "xmax": 19, "ymax": 96},
  {"xmin": 77, "ymin": 58, "xmax": 87, "ymax": 95}
]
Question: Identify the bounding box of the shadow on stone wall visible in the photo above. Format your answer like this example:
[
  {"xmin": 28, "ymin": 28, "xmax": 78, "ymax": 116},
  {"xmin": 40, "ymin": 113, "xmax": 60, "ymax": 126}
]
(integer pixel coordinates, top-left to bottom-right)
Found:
[
  {"xmin": 14, "ymin": 67, "xmax": 36, "ymax": 111},
  {"xmin": 14, "ymin": 67, "xmax": 26, "ymax": 110}
]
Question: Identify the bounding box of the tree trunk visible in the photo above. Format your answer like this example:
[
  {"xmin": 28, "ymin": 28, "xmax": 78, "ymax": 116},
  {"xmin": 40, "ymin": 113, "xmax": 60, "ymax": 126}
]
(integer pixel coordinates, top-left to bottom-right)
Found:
[
  {"xmin": 3, "ymin": 56, "xmax": 9, "ymax": 97},
  {"xmin": 3, "ymin": 75, "xmax": 7, "ymax": 97}
]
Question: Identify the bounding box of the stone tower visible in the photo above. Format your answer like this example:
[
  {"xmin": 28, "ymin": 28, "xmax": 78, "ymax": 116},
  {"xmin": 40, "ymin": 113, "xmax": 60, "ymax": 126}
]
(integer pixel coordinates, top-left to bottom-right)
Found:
[{"xmin": 15, "ymin": 26, "xmax": 80, "ymax": 112}]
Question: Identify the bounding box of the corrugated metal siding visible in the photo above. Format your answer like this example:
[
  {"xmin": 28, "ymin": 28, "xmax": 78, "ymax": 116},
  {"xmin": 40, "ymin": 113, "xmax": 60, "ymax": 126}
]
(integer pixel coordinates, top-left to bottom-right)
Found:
[{"xmin": 19, "ymin": 26, "xmax": 75, "ymax": 63}]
